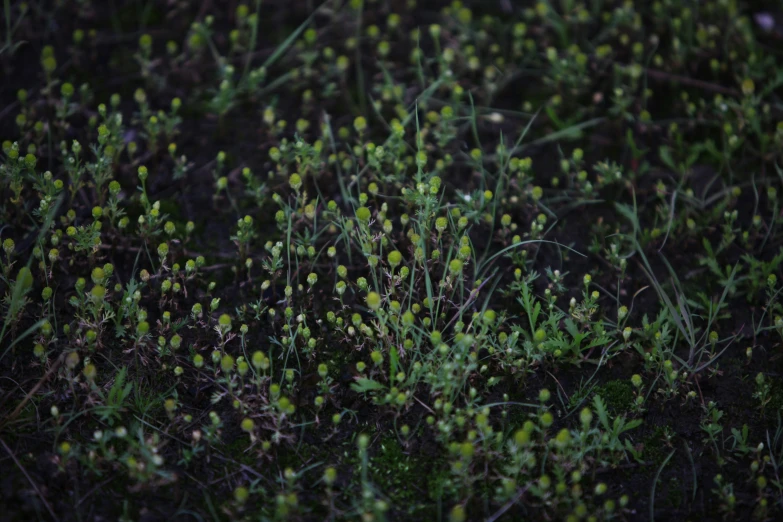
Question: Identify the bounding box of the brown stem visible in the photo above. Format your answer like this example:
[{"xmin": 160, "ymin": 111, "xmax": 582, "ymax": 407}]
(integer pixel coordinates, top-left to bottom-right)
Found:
[{"xmin": 0, "ymin": 354, "xmax": 64, "ymax": 433}]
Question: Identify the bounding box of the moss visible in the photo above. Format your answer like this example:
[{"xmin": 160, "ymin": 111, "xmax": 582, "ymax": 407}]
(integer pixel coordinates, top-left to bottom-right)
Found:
[
  {"xmin": 641, "ymin": 426, "xmax": 671, "ymax": 466},
  {"xmin": 223, "ymin": 437, "xmax": 256, "ymax": 466},
  {"xmin": 342, "ymin": 435, "xmax": 448, "ymax": 517},
  {"xmin": 594, "ymin": 379, "xmax": 635, "ymax": 414},
  {"xmin": 157, "ymin": 199, "xmax": 184, "ymax": 222},
  {"xmin": 112, "ymin": 2, "xmax": 165, "ymax": 31},
  {"xmin": 274, "ymin": 442, "xmax": 323, "ymax": 471},
  {"xmin": 567, "ymin": 380, "xmax": 634, "ymax": 414},
  {"xmin": 504, "ymin": 406, "xmax": 531, "ymax": 431},
  {"xmin": 665, "ymin": 477, "xmax": 684, "ymax": 508},
  {"xmin": 766, "ymin": 378, "xmax": 783, "ymax": 412},
  {"xmin": 568, "ymin": 384, "xmax": 592, "ymax": 411}
]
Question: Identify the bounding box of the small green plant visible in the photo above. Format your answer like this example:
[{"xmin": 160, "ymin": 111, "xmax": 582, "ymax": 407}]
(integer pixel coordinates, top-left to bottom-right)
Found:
[{"xmin": 1, "ymin": 0, "xmax": 783, "ymax": 519}]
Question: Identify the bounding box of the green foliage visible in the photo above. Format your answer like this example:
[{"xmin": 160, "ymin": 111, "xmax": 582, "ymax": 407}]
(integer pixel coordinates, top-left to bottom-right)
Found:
[{"xmin": 1, "ymin": 0, "xmax": 782, "ymax": 520}]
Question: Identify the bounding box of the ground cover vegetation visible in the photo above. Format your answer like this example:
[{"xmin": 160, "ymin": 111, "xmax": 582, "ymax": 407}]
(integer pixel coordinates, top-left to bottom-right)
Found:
[{"xmin": 1, "ymin": 0, "xmax": 783, "ymax": 520}]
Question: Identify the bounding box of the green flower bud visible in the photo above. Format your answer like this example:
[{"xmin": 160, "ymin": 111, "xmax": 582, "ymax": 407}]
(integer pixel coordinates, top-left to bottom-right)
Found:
[
  {"xmin": 355, "ymin": 206, "xmax": 371, "ymax": 223},
  {"xmin": 241, "ymin": 418, "xmax": 255, "ymax": 433},
  {"xmin": 136, "ymin": 321, "xmax": 150, "ymax": 335},
  {"xmin": 16, "ymin": 266, "xmax": 33, "ymax": 291},
  {"xmin": 2, "ymin": 238, "xmax": 15, "ymax": 255},
  {"xmin": 234, "ymin": 487, "xmax": 249, "ymax": 504},
  {"xmin": 579, "ymin": 407, "xmax": 593, "ymax": 427},
  {"xmin": 366, "ymin": 291, "xmax": 381, "ymax": 310},
  {"xmin": 221, "ymin": 354, "xmax": 235, "ymax": 373},
  {"xmin": 388, "ymin": 250, "xmax": 402, "ymax": 268},
  {"xmin": 554, "ymin": 428, "xmax": 571, "ymax": 449},
  {"xmin": 448, "ymin": 259, "xmax": 463, "ymax": 276},
  {"xmin": 289, "ymin": 173, "xmax": 302, "ymax": 191},
  {"xmin": 90, "ymin": 285, "xmax": 106, "ymax": 302},
  {"xmin": 218, "ymin": 313, "xmax": 232, "ymax": 333}
]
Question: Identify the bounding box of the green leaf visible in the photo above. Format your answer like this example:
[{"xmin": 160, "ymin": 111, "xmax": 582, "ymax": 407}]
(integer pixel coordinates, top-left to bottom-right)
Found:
[
  {"xmin": 593, "ymin": 395, "xmax": 611, "ymax": 431},
  {"xmin": 620, "ymin": 418, "xmax": 643, "ymax": 433},
  {"xmin": 351, "ymin": 378, "xmax": 386, "ymax": 394},
  {"xmin": 614, "ymin": 202, "xmax": 640, "ymax": 234},
  {"xmin": 659, "ymin": 145, "xmax": 676, "ymax": 172},
  {"xmin": 108, "ymin": 367, "xmax": 133, "ymax": 407}
]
